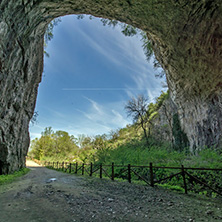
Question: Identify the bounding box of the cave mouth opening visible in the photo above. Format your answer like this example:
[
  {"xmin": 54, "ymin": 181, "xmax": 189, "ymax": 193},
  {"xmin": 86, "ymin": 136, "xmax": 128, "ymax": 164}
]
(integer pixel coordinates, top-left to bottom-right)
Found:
[
  {"xmin": 29, "ymin": 14, "xmax": 166, "ymax": 144},
  {"xmin": 2, "ymin": 0, "xmax": 222, "ymax": 174}
]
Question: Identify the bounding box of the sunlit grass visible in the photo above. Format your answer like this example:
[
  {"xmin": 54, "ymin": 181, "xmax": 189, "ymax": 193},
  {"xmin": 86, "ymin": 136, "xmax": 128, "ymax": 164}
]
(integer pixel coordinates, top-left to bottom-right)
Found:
[{"xmin": 0, "ymin": 168, "xmax": 30, "ymax": 185}]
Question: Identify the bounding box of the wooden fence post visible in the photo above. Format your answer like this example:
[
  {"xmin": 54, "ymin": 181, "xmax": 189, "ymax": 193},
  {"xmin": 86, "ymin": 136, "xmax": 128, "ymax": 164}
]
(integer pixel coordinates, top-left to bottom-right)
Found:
[
  {"xmin": 82, "ymin": 163, "xmax": 85, "ymax": 175},
  {"xmin": 53, "ymin": 162, "xmax": 54, "ymax": 168},
  {"xmin": 75, "ymin": 162, "xmax": 78, "ymax": 174},
  {"xmin": 90, "ymin": 162, "xmax": 93, "ymax": 176},
  {"xmin": 57, "ymin": 161, "xmax": 59, "ymax": 169},
  {"xmin": 128, "ymin": 164, "xmax": 131, "ymax": 183},
  {"xmin": 69, "ymin": 163, "xmax": 72, "ymax": 173},
  {"xmin": 111, "ymin": 162, "xmax": 114, "ymax": 181},
  {"xmin": 62, "ymin": 162, "xmax": 64, "ymax": 171},
  {"xmin": 66, "ymin": 162, "xmax": 68, "ymax": 172},
  {"xmin": 100, "ymin": 164, "xmax": 102, "ymax": 179},
  {"xmin": 150, "ymin": 162, "xmax": 154, "ymax": 187},
  {"xmin": 181, "ymin": 165, "xmax": 188, "ymax": 194}
]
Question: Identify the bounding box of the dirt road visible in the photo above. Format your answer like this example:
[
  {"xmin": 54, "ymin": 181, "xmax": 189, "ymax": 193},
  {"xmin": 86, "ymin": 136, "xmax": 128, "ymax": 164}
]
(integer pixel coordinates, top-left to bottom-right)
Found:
[{"xmin": 0, "ymin": 161, "xmax": 221, "ymax": 222}]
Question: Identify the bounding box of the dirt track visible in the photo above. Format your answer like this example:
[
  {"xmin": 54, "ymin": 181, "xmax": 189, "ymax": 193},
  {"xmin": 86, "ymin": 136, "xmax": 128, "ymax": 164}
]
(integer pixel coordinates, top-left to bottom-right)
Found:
[{"xmin": 0, "ymin": 161, "xmax": 221, "ymax": 222}]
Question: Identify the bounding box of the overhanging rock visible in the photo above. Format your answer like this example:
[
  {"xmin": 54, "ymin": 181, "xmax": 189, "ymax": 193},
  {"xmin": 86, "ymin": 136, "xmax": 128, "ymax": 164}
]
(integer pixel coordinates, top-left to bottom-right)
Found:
[{"xmin": 0, "ymin": 0, "xmax": 222, "ymax": 173}]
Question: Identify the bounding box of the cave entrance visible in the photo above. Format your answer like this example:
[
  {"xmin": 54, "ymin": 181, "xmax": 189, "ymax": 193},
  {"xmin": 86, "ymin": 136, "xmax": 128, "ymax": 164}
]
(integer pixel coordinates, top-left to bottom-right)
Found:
[
  {"xmin": 29, "ymin": 15, "xmax": 165, "ymax": 141},
  {"xmin": 1, "ymin": 0, "xmax": 221, "ymax": 174}
]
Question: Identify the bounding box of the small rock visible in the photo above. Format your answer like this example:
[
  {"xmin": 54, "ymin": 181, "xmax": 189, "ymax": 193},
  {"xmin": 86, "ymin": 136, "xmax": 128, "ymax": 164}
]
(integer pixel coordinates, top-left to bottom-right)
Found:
[{"xmin": 108, "ymin": 198, "xmax": 114, "ymax": 202}]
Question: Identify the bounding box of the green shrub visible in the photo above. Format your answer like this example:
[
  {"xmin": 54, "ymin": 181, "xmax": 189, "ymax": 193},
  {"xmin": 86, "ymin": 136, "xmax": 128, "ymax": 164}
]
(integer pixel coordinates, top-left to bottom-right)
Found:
[{"xmin": 0, "ymin": 168, "xmax": 30, "ymax": 185}]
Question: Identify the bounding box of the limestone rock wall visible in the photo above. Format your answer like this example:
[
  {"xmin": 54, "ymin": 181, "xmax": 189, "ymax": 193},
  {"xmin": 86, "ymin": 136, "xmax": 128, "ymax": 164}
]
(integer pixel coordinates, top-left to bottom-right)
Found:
[
  {"xmin": 0, "ymin": 0, "xmax": 222, "ymax": 173},
  {"xmin": 0, "ymin": 0, "xmax": 45, "ymax": 173},
  {"xmin": 151, "ymin": 97, "xmax": 177, "ymax": 145},
  {"xmin": 147, "ymin": 0, "xmax": 222, "ymax": 150}
]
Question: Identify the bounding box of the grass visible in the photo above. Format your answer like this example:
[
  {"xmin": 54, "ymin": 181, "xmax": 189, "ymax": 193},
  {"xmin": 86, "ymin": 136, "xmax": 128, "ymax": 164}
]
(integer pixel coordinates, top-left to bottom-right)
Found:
[
  {"xmin": 0, "ymin": 168, "xmax": 30, "ymax": 185},
  {"xmin": 158, "ymin": 183, "xmax": 185, "ymax": 192}
]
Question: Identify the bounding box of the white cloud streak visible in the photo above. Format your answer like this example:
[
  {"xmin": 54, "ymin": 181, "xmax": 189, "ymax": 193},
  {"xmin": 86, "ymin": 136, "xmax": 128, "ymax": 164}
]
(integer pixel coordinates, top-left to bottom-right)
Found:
[{"xmin": 30, "ymin": 15, "xmax": 166, "ymax": 140}]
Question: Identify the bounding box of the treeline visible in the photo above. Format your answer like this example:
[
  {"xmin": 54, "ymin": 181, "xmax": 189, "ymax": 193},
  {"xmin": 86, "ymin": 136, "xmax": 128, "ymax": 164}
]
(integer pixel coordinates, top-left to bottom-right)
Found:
[
  {"xmin": 29, "ymin": 91, "xmax": 167, "ymax": 161},
  {"xmin": 29, "ymin": 90, "xmax": 222, "ymax": 168}
]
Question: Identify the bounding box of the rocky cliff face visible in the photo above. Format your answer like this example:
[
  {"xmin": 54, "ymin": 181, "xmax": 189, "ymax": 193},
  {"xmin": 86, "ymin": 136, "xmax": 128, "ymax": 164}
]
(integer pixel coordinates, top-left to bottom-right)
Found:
[
  {"xmin": 0, "ymin": 0, "xmax": 222, "ymax": 173},
  {"xmin": 151, "ymin": 96, "xmax": 190, "ymax": 151},
  {"xmin": 151, "ymin": 97, "xmax": 177, "ymax": 146}
]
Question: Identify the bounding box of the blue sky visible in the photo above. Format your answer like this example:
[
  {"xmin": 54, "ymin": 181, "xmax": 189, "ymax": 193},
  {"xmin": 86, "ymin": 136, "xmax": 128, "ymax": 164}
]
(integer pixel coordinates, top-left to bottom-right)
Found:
[{"xmin": 29, "ymin": 15, "xmax": 166, "ymax": 140}]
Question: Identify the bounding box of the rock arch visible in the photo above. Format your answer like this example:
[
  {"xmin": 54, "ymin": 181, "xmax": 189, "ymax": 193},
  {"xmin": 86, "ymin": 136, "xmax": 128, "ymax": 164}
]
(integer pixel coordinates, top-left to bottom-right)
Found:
[{"xmin": 0, "ymin": 0, "xmax": 222, "ymax": 173}]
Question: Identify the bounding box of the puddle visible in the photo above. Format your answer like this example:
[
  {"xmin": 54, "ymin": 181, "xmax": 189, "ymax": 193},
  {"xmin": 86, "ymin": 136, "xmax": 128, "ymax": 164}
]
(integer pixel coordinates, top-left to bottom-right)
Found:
[{"xmin": 46, "ymin": 178, "xmax": 57, "ymax": 183}]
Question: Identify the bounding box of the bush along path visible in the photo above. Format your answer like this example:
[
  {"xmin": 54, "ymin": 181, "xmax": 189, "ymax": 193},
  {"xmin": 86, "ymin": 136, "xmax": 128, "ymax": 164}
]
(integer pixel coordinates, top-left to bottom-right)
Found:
[{"xmin": 0, "ymin": 160, "xmax": 221, "ymax": 222}]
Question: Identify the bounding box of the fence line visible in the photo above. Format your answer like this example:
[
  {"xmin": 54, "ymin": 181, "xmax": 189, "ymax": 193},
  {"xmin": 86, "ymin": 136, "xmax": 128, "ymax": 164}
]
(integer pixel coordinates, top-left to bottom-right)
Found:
[{"xmin": 33, "ymin": 159, "xmax": 222, "ymax": 196}]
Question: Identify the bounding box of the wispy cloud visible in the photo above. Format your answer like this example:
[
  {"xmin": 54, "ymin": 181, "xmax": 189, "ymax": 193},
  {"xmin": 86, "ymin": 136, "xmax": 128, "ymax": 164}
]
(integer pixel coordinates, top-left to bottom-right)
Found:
[
  {"xmin": 48, "ymin": 109, "xmax": 65, "ymax": 118},
  {"xmin": 63, "ymin": 15, "xmax": 166, "ymax": 101},
  {"xmin": 83, "ymin": 96, "xmax": 104, "ymax": 115},
  {"xmin": 72, "ymin": 97, "xmax": 130, "ymax": 134},
  {"xmin": 30, "ymin": 15, "xmax": 166, "ymax": 140},
  {"xmin": 62, "ymin": 87, "xmax": 150, "ymax": 91},
  {"xmin": 75, "ymin": 108, "xmax": 93, "ymax": 120},
  {"xmin": 111, "ymin": 109, "xmax": 129, "ymax": 126},
  {"xmin": 71, "ymin": 24, "xmax": 124, "ymax": 67}
]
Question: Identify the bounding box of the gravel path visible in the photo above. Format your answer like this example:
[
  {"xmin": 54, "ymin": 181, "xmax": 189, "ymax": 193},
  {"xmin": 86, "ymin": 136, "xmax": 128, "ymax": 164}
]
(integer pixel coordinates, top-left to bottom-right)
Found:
[{"xmin": 0, "ymin": 161, "xmax": 221, "ymax": 222}]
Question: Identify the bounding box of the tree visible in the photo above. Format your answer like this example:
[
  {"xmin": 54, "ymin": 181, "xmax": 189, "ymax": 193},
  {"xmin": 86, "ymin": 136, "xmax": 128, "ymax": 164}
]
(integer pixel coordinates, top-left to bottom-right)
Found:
[
  {"xmin": 77, "ymin": 134, "xmax": 92, "ymax": 149},
  {"xmin": 125, "ymin": 95, "xmax": 150, "ymax": 146},
  {"xmin": 92, "ymin": 135, "xmax": 107, "ymax": 151},
  {"xmin": 29, "ymin": 127, "xmax": 79, "ymax": 160},
  {"xmin": 44, "ymin": 18, "xmax": 61, "ymax": 57}
]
